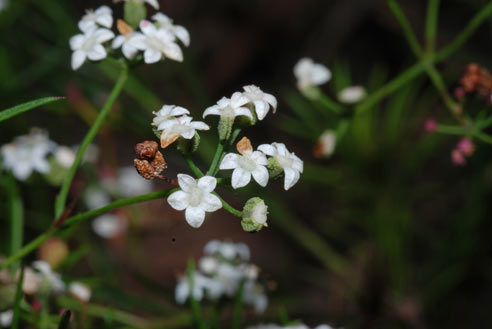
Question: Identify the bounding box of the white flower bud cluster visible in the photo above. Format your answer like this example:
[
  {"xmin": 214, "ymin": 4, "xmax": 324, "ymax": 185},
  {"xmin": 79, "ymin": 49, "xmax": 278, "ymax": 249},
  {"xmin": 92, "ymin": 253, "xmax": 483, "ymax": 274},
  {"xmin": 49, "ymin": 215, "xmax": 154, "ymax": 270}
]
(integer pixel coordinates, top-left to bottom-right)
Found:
[{"xmin": 175, "ymin": 240, "xmax": 268, "ymax": 314}]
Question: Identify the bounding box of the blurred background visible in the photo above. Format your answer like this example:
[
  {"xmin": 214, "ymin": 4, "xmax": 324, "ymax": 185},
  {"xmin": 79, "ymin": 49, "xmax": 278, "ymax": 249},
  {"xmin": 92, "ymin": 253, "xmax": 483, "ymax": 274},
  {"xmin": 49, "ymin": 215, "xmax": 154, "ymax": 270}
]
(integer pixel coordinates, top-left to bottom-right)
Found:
[{"xmin": 1, "ymin": 0, "xmax": 492, "ymax": 328}]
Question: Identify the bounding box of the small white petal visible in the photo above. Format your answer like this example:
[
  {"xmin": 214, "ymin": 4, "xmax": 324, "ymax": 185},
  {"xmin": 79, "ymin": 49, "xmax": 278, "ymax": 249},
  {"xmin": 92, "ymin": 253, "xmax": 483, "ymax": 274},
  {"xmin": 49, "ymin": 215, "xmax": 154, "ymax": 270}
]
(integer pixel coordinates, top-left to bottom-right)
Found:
[
  {"xmin": 174, "ymin": 25, "xmax": 190, "ymax": 46},
  {"xmin": 189, "ymin": 121, "xmax": 210, "ymax": 131},
  {"xmin": 251, "ymin": 166, "xmax": 269, "ymax": 187},
  {"xmin": 203, "ymin": 106, "xmax": 221, "ymax": 118},
  {"xmin": 231, "ymin": 167, "xmax": 251, "ymax": 189},
  {"xmin": 167, "ymin": 190, "xmax": 189, "ymax": 211},
  {"xmin": 111, "ymin": 35, "xmax": 125, "ymax": 49},
  {"xmin": 253, "ymin": 100, "xmax": 268, "ymax": 120},
  {"xmin": 71, "ymin": 50, "xmax": 87, "ymax": 70},
  {"xmin": 163, "ymin": 42, "xmax": 183, "ymax": 62},
  {"xmin": 197, "ymin": 176, "xmax": 217, "ymax": 193},
  {"xmin": 69, "ymin": 34, "xmax": 84, "ymax": 50},
  {"xmin": 145, "ymin": 0, "xmax": 160, "ymax": 9},
  {"xmin": 140, "ymin": 20, "xmax": 157, "ymax": 35},
  {"xmin": 257, "ymin": 144, "xmax": 275, "ymax": 156},
  {"xmin": 185, "ymin": 207, "xmax": 206, "ymax": 228},
  {"xmin": 201, "ymin": 193, "xmax": 222, "ymax": 212},
  {"xmin": 234, "ymin": 107, "xmax": 253, "ymax": 119},
  {"xmin": 219, "ymin": 153, "xmax": 239, "ymax": 170},
  {"xmin": 177, "ymin": 174, "xmax": 196, "ymax": 192},
  {"xmin": 283, "ymin": 167, "xmax": 300, "ymax": 190},
  {"xmin": 122, "ymin": 43, "xmax": 139, "ymax": 59},
  {"xmin": 87, "ymin": 44, "xmax": 107, "ymax": 61},
  {"xmin": 144, "ymin": 48, "xmax": 162, "ymax": 64}
]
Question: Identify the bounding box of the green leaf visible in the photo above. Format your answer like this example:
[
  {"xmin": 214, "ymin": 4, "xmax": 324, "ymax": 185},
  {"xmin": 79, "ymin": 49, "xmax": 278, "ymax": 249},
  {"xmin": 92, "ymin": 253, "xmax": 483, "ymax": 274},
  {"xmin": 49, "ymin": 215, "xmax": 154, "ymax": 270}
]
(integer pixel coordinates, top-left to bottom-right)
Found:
[
  {"xmin": 0, "ymin": 96, "xmax": 65, "ymax": 123},
  {"xmin": 58, "ymin": 310, "xmax": 72, "ymax": 329},
  {"xmin": 12, "ymin": 265, "xmax": 24, "ymax": 329}
]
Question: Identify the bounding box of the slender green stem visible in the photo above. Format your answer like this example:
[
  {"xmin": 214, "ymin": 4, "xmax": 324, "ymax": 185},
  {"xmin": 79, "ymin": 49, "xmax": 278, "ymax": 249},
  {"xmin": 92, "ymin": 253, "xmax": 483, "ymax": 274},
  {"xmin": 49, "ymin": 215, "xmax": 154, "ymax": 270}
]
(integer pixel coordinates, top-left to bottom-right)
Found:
[
  {"xmin": 425, "ymin": 0, "xmax": 441, "ymax": 53},
  {"xmin": 232, "ymin": 280, "xmax": 245, "ymax": 329},
  {"xmin": 187, "ymin": 260, "xmax": 206, "ymax": 329},
  {"xmin": 475, "ymin": 115, "xmax": 492, "ymax": 130},
  {"xmin": 206, "ymin": 139, "xmax": 225, "ymax": 176},
  {"xmin": 7, "ymin": 173, "xmax": 23, "ymax": 273},
  {"xmin": 435, "ymin": 124, "xmax": 470, "ymax": 135},
  {"xmin": 213, "ymin": 193, "xmax": 242, "ymax": 217},
  {"xmin": 0, "ymin": 189, "xmax": 176, "ymax": 270},
  {"xmin": 423, "ymin": 61, "xmax": 460, "ymax": 116},
  {"xmin": 54, "ymin": 61, "xmax": 129, "ymax": 218},
  {"xmin": 183, "ymin": 154, "xmax": 204, "ymax": 177},
  {"xmin": 386, "ymin": 0, "xmax": 423, "ymax": 57},
  {"xmin": 473, "ymin": 131, "xmax": 492, "ymax": 144},
  {"xmin": 317, "ymin": 94, "xmax": 343, "ymax": 114},
  {"xmin": 12, "ymin": 265, "xmax": 24, "ymax": 329}
]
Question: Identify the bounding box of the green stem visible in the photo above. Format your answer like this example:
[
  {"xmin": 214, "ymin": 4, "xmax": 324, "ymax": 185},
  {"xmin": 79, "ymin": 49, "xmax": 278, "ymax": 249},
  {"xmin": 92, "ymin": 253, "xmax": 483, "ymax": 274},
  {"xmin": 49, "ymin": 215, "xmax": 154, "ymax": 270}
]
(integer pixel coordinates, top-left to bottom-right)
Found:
[
  {"xmin": 386, "ymin": 0, "xmax": 423, "ymax": 57},
  {"xmin": 435, "ymin": 124, "xmax": 470, "ymax": 135},
  {"xmin": 206, "ymin": 139, "xmax": 225, "ymax": 176},
  {"xmin": 7, "ymin": 173, "xmax": 23, "ymax": 273},
  {"xmin": 183, "ymin": 154, "xmax": 204, "ymax": 178},
  {"xmin": 423, "ymin": 61, "xmax": 460, "ymax": 117},
  {"xmin": 12, "ymin": 265, "xmax": 24, "ymax": 329},
  {"xmin": 317, "ymin": 94, "xmax": 343, "ymax": 114},
  {"xmin": 186, "ymin": 260, "xmax": 206, "ymax": 329},
  {"xmin": 0, "ymin": 189, "xmax": 176, "ymax": 270},
  {"xmin": 213, "ymin": 193, "xmax": 242, "ymax": 217},
  {"xmin": 232, "ymin": 280, "xmax": 245, "ymax": 329},
  {"xmin": 425, "ymin": 0, "xmax": 441, "ymax": 53},
  {"xmin": 54, "ymin": 61, "xmax": 129, "ymax": 218}
]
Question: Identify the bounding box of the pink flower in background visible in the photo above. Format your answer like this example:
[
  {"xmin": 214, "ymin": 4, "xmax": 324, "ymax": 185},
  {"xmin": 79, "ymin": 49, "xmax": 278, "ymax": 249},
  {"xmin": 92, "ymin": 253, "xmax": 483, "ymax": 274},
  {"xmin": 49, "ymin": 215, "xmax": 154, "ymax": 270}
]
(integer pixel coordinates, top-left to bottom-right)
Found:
[
  {"xmin": 451, "ymin": 137, "xmax": 475, "ymax": 166},
  {"xmin": 424, "ymin": 119, "xmax": 437, "ymax": 133}
]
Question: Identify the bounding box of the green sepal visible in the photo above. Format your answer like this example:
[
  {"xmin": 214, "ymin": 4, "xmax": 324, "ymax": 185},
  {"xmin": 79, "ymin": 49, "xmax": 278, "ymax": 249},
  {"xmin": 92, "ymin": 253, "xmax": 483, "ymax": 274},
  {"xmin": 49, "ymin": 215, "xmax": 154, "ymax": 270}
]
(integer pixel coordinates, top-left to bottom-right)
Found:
[
  {"xmin": 218, "ymin": 116, "xmax": 234, "ymax": 140},
  {"xmin": 177, "ymin": 132, "xmax": 201, "ymax": 154},
  {"xmin": 124, "ymin": 0, "xmax": 147, "ymax": 29},
  {"xmin": 266, "ymin": 157, "xmax": 284, "ymax": 179}
]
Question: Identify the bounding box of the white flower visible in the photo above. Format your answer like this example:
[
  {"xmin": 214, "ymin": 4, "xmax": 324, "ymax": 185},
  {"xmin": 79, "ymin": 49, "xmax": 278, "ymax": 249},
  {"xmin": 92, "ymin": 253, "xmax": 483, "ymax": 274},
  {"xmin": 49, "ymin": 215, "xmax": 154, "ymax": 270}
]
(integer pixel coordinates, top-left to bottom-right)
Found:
[
  {"xmin": 115, "ymin": 0, "xmax": 160, "ymax": 10},
  {"xmin": 258, "ymin": 142, "xmax": 303, "ymax": 190},
  {"xmin": 117, "ymin": 166, "xmax": 153, "ymax": 197},
  {"xmin": 152, "ymin": 104, "xmax": 190, "ymax": 126},
  {"xmin": 313, "ymin": 130, "xmax": 336, "ymax": 158},
  {"xmin": 112, "ymin": 32, "xmax": 141, "ymax": 60},
  {"xmin": 243, "ymin": 280, "xmax": 268, "ymax": 314},
  {"xmin": 294, "ymin": 57, "xmax": 331, "ymax": 91},
  {"xmin": 70, "ymin": 26, "xmax": 115, "ymax": 70},
  {"xmin": 55, "ymin": 146, "xmax": 76, "ymax": 168},
  {"xmin": 128, "ymin": 20, "xmax": 183, "ymax": 64},
  {"xmin": 1, "ymin": 129, "xmax": 56, "ymax": 181},
  {"xmin": 337, "ymin": 85, "xmax": 366, "ymax": 104},
  {"xmin": 204, "ymin": 240, "xmax": 250, "ymax": 261},
  {"xmin": 84, "ymin": 186, "xmax": 111, "ymax": 210},
  {"xmin": 69, "ymin": 282, "xmax": 91, "ymax": 302},
  {"xmin": 0, "ymin": 310, "xmax": 13, "ymax": 327},
  {"xmin": 21, "ymin": 267, "xmax": 41, "ymax": 295},
  {"xmin": 157, "ymin": 115, "xmax": 209, "ymax": 148},
  {"xmin": 175, "ymin": 271, "xmax": 219, "ymax": 304},
  {"xmin": 78, "ymin": 5, "xmax": 113, "ymax": 32},
  {"xmin": 167, "ymin": 174, "xmax": 222, "ymax": 228},
  {"xmin": 203, "ymin": 93, "xmax": 253, "ymax": 120},
  {"xmin": 199, "ymin": 256, "xmax": 219, "ymax": 274},
  {"xmin": 220, "ymin": 137, "xmax": 268, "ymax": 189},
  {"xmin": 32, "ymin": 261, "xmax": 65, "ymax": 293},
  {"xmin": 91, "ymin": 214, "xmax": 127, "ymax": 239},
  {"xmin": 152, "ymin": 12, "xmax": 190, "ymax": 46},
  {"xmin": 242, "ymin": 85, "xmax": 277, "ymax": 120}
]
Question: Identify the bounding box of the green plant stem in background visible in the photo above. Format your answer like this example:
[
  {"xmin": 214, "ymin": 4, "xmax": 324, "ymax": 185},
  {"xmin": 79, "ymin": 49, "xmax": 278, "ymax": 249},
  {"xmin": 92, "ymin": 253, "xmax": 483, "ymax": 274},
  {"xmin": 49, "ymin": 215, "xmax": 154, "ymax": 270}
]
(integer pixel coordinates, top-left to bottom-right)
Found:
[
  {"xmin": 317, "ymin": 94, "xmax": 343, "ymax": 114},
  {"xmin": 0, "ymin": 189, "xmax": 176, "ymax": 270},
  {"xmin": 425, "ymin": 0, "xmax": 441, "ymax": 53},
  {"xmin": 6, "ymin": 173, "xmax": 23, "ymax": 273},
  {"xmin": 386, "ymin": 0, "xmax": 423, "ymax": 57},
  {"xmin": 187, "ymin": 260, "xmax": 207, "ymax": 329},
  {"xmin": 12, "ymin": 265, "xmax": 24, "ymax": 329},
  {"xmin": 232, "ymin": 280, "xmax": 245, "ymax": 329},
  {"xmin": 183, "ymin": 154, "xmax": 204, "ymax": 177},
  {"xmin": 206, "ymin": 139, "xmax": 225, "ymax": 176},
  {"xmin": 0, "ymin": 96, "xmax": 65, "ymax": 122},
  {"xmin": 54, "ymin": 61, "xmax": 129, "ymax": 219}
]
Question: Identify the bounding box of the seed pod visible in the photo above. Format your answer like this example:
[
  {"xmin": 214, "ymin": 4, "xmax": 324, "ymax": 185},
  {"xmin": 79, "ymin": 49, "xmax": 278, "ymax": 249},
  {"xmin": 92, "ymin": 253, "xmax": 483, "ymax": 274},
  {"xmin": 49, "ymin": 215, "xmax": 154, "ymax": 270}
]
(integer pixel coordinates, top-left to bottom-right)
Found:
[{"xmin": 134, "ymin": 141, "xmax": 167, "ymax": 180}]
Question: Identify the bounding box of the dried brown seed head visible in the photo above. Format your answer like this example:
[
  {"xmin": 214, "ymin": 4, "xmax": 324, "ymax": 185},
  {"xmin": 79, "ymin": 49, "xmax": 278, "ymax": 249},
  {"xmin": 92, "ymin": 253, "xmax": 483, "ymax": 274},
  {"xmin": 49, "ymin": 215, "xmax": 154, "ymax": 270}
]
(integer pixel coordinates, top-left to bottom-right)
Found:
[
  {"xmin": 117, "ymin": 19, "xmax": 133, "ymax": 36},
  {"xmin": 134, "ymin": 141, "xmax": 167, "ymax": 180},
  {"xmin": 236, "ymin": 136, "xmax": 253, "ymax": 155},
  {"xmin": 135, "ymin": 140, "xmax": 159, "ymax": 160}
]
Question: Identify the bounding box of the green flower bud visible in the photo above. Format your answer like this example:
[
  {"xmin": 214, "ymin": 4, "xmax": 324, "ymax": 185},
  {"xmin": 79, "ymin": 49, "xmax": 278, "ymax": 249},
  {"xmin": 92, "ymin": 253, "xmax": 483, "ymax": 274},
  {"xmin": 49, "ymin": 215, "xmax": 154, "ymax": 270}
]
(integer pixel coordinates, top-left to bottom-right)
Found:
[
  {"xmin": 124, "ymin": 0, "xmax": 147, "ymax": 29},
  {"xmin": 177, "ymin": 132, "xmax": 201, "ymax": 154},
  {"xmin": 241, "ymin": 197, "xmax": 268, "ymax": 232},
  {"xmin": 218, "ymin": 116, "xmax": 235, "ymax": 140},
  {"xmin": 266, "ymin": 157, "xmax": 284, "ymax": 179}
]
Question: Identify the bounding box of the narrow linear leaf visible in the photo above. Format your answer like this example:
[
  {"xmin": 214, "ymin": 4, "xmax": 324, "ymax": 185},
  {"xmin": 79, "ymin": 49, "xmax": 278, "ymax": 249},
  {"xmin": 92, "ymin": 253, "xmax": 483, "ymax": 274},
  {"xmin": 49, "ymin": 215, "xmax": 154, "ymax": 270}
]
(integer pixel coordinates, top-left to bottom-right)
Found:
[
  {"xmin": 12, "ymin": 265, "xmax": 24, "ymax": 329},
  {"xmin": 0, "ymin": 96, "xmax": 65, "ymax": 122},
  {"xmin": 58, "ymin": 310, "xmax": 72, "ymax": 329}
]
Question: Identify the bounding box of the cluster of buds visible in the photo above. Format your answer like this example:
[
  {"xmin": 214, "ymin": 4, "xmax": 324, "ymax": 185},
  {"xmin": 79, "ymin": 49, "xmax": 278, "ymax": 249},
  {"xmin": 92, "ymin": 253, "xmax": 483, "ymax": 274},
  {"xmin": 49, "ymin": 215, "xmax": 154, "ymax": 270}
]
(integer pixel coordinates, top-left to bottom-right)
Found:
[
  {"xmin": 458, "ymin": 63, "xmax": 492, "ymax": 103},
  {"xmin": 175, "ymin": 240, "xmax": 268, "ymax": 314},
  {"xmin": 69, "ymin": 1, "xmax": 189, "ymax": 70},
  {"xmin": 451, "ymin": 137, "xmax": 475, "ymax": 166}
]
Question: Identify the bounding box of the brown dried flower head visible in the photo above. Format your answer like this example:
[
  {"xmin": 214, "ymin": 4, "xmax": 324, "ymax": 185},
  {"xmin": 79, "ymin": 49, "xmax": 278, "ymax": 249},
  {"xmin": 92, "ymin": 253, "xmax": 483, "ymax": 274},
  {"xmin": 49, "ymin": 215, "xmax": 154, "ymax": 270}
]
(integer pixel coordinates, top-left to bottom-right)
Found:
[
  {"xmin": 459, "ymin": 63, "xmax": 492, "ymax": 98},
  {"xmin": 236, "ymin": 136, "xmax": 253, "ymax": 155},
  {"xmin": 134, "ymin": 141, "xmax": 167, "ymax": 180}
]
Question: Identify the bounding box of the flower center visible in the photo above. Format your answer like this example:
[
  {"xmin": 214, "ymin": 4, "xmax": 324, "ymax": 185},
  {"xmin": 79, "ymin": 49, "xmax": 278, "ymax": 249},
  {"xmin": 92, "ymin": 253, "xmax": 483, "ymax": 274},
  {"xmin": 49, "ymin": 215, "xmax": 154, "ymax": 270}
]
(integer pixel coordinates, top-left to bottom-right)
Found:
[
  {"xmin": 188, "ymin": 186, "xmax": 203, "ymax": 207},
  {"xmin": 82, "ymin": 36, "xmax": 98, "ymax": 52},
  {"xmin": 274, "ymin": 154, "xmax": 293, "ymax": 168},
  {"xmin": 146, "ymin": 35, "xmax": 164, "ymax": 51},
  {"xmin": 237, "ymin": 155, "xmax": 257, "ymax": 172}
]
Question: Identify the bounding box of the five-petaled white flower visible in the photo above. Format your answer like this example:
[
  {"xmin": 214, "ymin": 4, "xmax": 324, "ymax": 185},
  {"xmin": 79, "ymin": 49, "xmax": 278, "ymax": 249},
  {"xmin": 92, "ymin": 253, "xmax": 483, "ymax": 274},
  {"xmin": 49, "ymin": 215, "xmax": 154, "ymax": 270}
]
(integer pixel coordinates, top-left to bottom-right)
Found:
[
  {"xmin": 220, "ymin": 137, "xmax": 269, "ymax": 189},
  {"xmin": 128, "ymin": 20, "xmax": 183, "ymax": 64},
  {"xmin": 167, "ymin": 174, "xmax": 222, "ymax": 228},
  {"xmin": 203, "ymin": 92, "xmax": 253, "ymax": 120},
  {"xmin": 152, "ymin": 12, "xmax": 190, "ymax": 46},
  {"xmin": 157, "ymin": 115, "xmax": 209, "ymax": 148},
  {"xmin": 152, "ymin": 104, "xmax": 190, "ymax": 126},
  {"xmin": 78, "ymin": 5, "xmax": 113, "ymax": 32},
  {"xmin": 1, "ymin": 129, "xmax": 56, "ymax": 181},
  {"xmin": 293, "ymin": 57, "xmax": 331, "ymax": 91},
  {"xmin": 70, "ymin": 26, "xmax": 115, "ymax": 70},
  {"xmin": 115, "ymin": 0, "xmax": 160, "ymax": 10},
  {"xmin": 242, "ymin": 85, "xmax": 277, "ymax": 120},
  {"xmin": 258, "ymin": 142, "xmax": 303, "ymax": 190}
]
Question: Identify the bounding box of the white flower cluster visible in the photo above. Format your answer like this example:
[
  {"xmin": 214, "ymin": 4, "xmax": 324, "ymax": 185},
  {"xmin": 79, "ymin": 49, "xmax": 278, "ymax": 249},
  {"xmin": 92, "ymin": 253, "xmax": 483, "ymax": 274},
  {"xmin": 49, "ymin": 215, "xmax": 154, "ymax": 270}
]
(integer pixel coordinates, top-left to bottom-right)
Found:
[
  {"xmin": 247, "ymin": 324, "xmax": 334, "ymax": 329},
  {"xmin": 70, "ymin": 4, "xmax": 190, "ymax": 70},
  {"xmin": 0, "ymin": 128, "xmax": 75, "ymax": 181},
  {"xmin": 175, "ymin": 240, "xmax": 268, "ymax": 314},
  {"xmin": 294, "ymin": 57, "xmax": 331, "ymax": 92}
]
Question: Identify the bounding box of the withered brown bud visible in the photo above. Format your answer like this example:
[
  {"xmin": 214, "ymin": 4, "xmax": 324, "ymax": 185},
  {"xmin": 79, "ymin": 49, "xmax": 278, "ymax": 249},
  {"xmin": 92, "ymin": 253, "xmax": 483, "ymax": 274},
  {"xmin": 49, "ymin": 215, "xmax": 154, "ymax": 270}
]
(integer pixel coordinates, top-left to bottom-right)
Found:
[
  {"xmin": 134, "ymin": 141, "xmax": 167, "ymax": 180},
  {"xmin": 459, "ymin": 63, "xmax": 492, "ymax": 98}
]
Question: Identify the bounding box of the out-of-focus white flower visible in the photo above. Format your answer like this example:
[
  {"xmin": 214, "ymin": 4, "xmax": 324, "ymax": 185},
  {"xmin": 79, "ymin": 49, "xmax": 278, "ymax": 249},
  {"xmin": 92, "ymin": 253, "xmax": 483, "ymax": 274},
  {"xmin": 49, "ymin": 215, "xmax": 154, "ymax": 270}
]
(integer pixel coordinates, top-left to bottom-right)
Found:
[
  {"xmin": 21, "ymin": 267, "xmax": 41, "ymax": 295},
  {"xmin": 152, "ymin": 104, "xmax": 190, "ymax": 126},
  {"xmin": 157, "ymin": 115, "xmax": 209, "ymax": 148},
  {"xmin": 203, "ymin": 93, "xmax": 252, "ymax": 120},
  {"xmin": 243, "ymin": 280, "xmax": 268, "ymax": 314},
  {"xmin": 152, "ymin": 13, "xmax": 190, "ymax": 46},
  {"xmin": 55, "ymin": 146, "xmax": 76, "ymax": 168},
  {"xmin": 91, "ymin": 214, "xmax": 127, "ymax": 239},
  {"xmin": 115, "ymin": 0, "xmax": 160, "ymax": 10},
  {"xmin": 117, "ymin": 166, "xmax": 153, "ymax": 197},
  {"xmin": 1, "ymin": 129, "xmax": 56, "ymax": 181},
  {"xmin": 204, "ymin": 240, "xmax": 250, "ymax": 261},
  {"xmin": 220, "ymin": 137, "xmax": 268, "ymax": 189},
  {"xmin": 242, "ymin": 85, "xmax": 277, "ymax": 120},
  {"xmin": 128, "ymin": 20, "xmax": 183, "ymax": 64},
  {"xmin": 84, "ymin": 186, "xmax": 111, "ymax": 210},
  {"xmin": 69, "ymin": 282, "xmax": 91, "ymax": 302},
  {"xmin": 337, "ymin": 86, "xmax": 366, "ymax": 104},
  {"xmin": 78, "ymin": 6, "xmax": 113, "ymax": 32},
  {"xmin": 74, "ymin": 144, "xmax": 99, "ymax": 163},
  {"xmin": 167, "ymin": 174, "xmax": 222, "ymax": 228},
  {"xmin": 175, "ymin": 271, "xmax": 218, "ymax": 304},
  {"xmin": 214, "ymin": 263, "xmax": 243, "ymax": 296},
  {"xmin": 294, "ymin": 57, "xmax": 331, "ymax": 91},
  {"xmin": 258, "ymin": 142, "xmax": 303, "ymax": 190},
  {"xmin": 0, "ymin": 310, "xmax": 13, "ymax": 327},
  {"xmin": 112, "ymin": 32, "xmax": 141, "ymax": 60},
  {"xmin": 313, "ymin": 130, "xmax": 336, "ymax": 158},
  {"xmin": 240, "ymin": 264, "xmax": 260, "ymax": 280},
  {"xmin": 199, "ymin": 256, "xmax": 219, "ymax": 274},
  {"xmin": 0, "ymin": 0, "xmax": 9, "ymax": 12},
  {"xmin": 32, "ymin": 261, "xmax": 65, "ymax": 293},
  {"xmin": 70, "ymin": 27, "xmax": 115, "ymax": 70}
]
